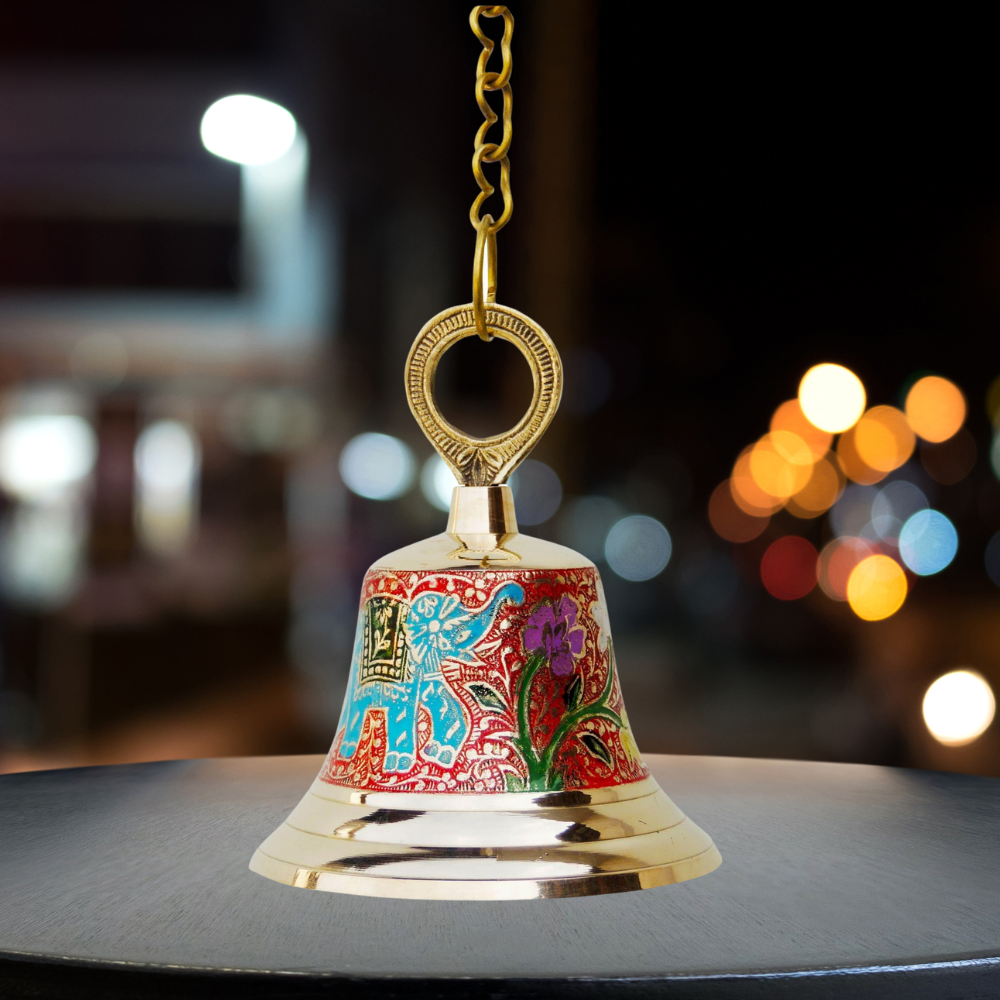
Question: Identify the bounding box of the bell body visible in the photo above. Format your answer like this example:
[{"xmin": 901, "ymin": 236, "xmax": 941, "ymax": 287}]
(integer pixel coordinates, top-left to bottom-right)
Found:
[{"xmin": 251, "ymin": 487, "xmax": 721, "ymax": 899}]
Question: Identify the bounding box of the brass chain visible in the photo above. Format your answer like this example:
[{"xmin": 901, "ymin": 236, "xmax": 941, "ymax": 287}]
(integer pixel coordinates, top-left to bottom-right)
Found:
[
  {"xmin": 469, "ymin": 6, "xmax": 513, "ymax": 234},
  {"xmin": 469, "ymin": 5, "xmax": 513, "ymax": 341}
]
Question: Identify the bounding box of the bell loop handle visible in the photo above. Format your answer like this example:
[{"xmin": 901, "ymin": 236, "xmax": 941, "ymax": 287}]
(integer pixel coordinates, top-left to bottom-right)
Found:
[
  {"xmin": 472, "ymin": 215, "xmax": 498, "ymax": 342},
  {"xmin": 405, "ymin": 303, "xmax": 562, "ymax": 487}
]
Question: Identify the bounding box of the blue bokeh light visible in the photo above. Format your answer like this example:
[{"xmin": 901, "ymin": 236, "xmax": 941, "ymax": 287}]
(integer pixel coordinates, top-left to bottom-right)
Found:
[{"xmin": 898, "ymin": 509, "xmax": 958, "ymax": 576}]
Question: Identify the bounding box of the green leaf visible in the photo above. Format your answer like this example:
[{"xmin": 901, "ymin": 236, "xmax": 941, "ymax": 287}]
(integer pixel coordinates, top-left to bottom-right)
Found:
[
  {"xmin": 467, "ymin": 682, "xmax": 507, "ymax": 712},
  {"xmin": 505, "ymin": 773, "xmax": 525, "ymax": 792},
  {"xmin": 579, "ymin": 732, "xmax": 613, "ymax": 767},
  {"xmin": 564, "ymin": 673, "xmax": 582, "ymax": 711}
]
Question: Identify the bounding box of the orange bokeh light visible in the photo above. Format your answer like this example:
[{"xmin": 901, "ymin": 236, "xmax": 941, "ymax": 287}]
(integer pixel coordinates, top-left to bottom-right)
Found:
[
  {"xmin": 770, "ymin": 399, "xmax": 832, "ymax": 462},
  {"xmin": 749, "ymin": 435, "xmax": 813, "ymax": 499},
  {"xmin": 847, "ymin": 554, "xmax": 908, "ymax": 621},
  {"xmin": 836, "ymin": 426, "xmax": 888, "ymax": 485},
  {"xmin": 786, "ymin": 455, "xmax": 845, "ymax": 518},
  {"xmin": 905, "ymin": 376, "xmax": 966, "ymax": 443},
  {"xmin": 731, "ymin": 447, "xmax": 784, "ymax": 516},
  {"xmin": 708, "ymin": 480, "xmax": 769, "ymax": 543},
  {"xmin": 853, "ymin": 405, "xmax": 915, "ymax": 473},
  {"xmin": 817, "ymin": 536, "xmax": 874, "ymax": 601}
]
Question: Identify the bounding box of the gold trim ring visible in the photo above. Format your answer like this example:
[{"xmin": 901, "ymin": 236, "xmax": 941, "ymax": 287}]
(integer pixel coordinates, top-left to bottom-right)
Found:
[{"xmin": 404, "ymin": 303, "xmax": 562, "ymax": 486}]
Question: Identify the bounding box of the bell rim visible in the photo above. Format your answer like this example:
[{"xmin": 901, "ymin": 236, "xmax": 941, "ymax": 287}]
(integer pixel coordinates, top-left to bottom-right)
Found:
[
  {"xmin": 250, "ymin": 778, "xmax": 721, "ymax": 900},
  {"xmin": 250, "ymin": 841, "xmax": 721, "ymax": 900}
]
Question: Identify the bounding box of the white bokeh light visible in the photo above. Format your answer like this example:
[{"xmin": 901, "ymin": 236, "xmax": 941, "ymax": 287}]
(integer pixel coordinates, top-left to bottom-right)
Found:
[
  {"xmin": 200, "ymin": 95, "xmax": 297, "ymax": 165},
  {"xmin": 421, "ymin": 455, "xmax": 458, "ymax": 512},
  {"xmin": 923, "ymin": 670, "xmax": 996, "ymax": 746},
  {"xmin": 0, "ymin": 415, "xmax": 96, "ymax": 501},
  {"xmin": 340, "ymin": 433, "xmax": 415, "ymax": 501},
  {"xmin": 134, "ymin": 421, "xmax": 202, "ymax": 555},
  {"xmin": 605, "ymin": 515, "xmax": 672, "ymax": 581}
]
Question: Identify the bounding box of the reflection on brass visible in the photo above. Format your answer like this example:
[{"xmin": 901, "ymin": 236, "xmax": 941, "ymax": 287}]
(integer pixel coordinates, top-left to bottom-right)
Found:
[
  {"xmin": 250, "ymin": 776, "xmax": 721, "ymax": 901},
  {"xmin": 446, "ymin": 484, "xmax": 519, "ymax": 563}
]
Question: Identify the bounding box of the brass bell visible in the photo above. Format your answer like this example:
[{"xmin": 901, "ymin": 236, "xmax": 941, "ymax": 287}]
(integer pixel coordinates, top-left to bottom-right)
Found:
[{"xmin": 250, "ymin": 303, "xmax": 721, "ymax": 900}]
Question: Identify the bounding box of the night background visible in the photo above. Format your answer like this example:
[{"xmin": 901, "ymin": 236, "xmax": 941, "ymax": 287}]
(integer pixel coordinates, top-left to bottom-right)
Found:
[{"xmin": 1, "ymin": 0, "xmax": 998, "ymax": 778}]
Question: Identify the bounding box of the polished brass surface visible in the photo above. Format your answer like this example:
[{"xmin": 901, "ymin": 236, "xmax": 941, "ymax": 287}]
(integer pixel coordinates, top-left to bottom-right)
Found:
[
  {"xmin": 404, "ymin": 302, "xmax": 562, "ymax": 487},
  {"xmin": 445, "ymin": 483, "xmax": 519, "ymax": 561},
  {"xmin": 250, "ymin": 775, "xmax": 721, "ymax": 901},
  {"xmin": 372, "ymin": 529, "xmax": 593, "ymax": 572}
]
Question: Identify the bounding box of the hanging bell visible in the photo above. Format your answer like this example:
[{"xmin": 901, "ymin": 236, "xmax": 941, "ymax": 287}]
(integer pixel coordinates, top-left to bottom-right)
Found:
[{"xmin": 250, "ymin": 301, "xmax": 721, "ymax": 899}]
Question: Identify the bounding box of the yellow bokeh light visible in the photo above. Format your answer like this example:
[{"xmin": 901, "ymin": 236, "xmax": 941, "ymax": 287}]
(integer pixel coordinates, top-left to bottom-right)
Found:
[
  {"xmin": 730, "ymin": 447, "xmax": 783, "ymax": 516},
  {"xmin": 853, "ymin": 405, "xmax": 915, "ymax": 473},
  {"xmin": 786, "ymin": 455, "xmax": 845, "ymax": 518},
  {"xmin": 836, "ymin": 426, "xmax": 887, "ymax": 485},
  {"xmin": 847, "ymin": 554, "xmax": 907, "ymax": 621},
  {"xmin": 769, "ymin": 428, "xmax": 814, "ymax": 467},
  {"xmin": 770, "ymin": 399, "xmax": 832, "ymax": 461},
  {"xmin": 922, "ymin": 670, "xmax": 996, "ymax": 746},
  {"xmin": 798, "ymin": 363, "xmax": 866, "ymax": 433},
  {"xmin": 749, "ymin": 435, "xmax": 812, "ymax": 499},
  {"xmin": 905, "ymin": 376, "xmax": 966, "ymax": 443}
]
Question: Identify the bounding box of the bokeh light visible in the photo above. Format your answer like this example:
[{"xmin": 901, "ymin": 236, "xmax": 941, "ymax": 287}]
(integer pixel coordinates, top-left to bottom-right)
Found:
[
  {"xmin": 0, "ymin": 415, "xmax": 97, "ymax": 501},
  {"xmin": 836, "ymin": 426, "xmax": 887, "ymax": 485},
  {"xmin": 421, "ymin": 455, "xmax": 457, "ymax": 512},
  {"xmin": 708, "ymin": 481, "xmax": 769, "ymax": 542},
  {"xmin": 830, "ymin": 483, "xmax": 879, "ymax": 537},
  {"xmin": 922, "ymin": 670, "xmax": 995, "ymax": 746},
  {"xmin": 201, "ymin": 95, "xmax": 298, "ymax": 165},
  {"xmin": 817, "ymin": 537, "xmax": 873, "ymax": 601},
  {"xmin": 134, "ymin": 420, "xmax": 201, "ymax": 556},
  {"xmin": 749, "ymin": 435, "xmax": 812, "ymax": 499},
  {"xmin": 558, "ymin": 495, "xmax": 627, "ymax": 562},
  {"xmin": 339, "ymin": 432, "xmax": 415, "ymax": 500},
  {"xmin": 798, "ymin": 363, "xmax": 866, "ymax": 433},
  {"xmin": 898, "ymin": 509, "xmax": 957, "ymax": 576},
  {"xmin": 605, "ymin": 515, "xmax": 672, "ymax": 581},
  {"xmin": 920, "ymin": 428, "xmax": 976, "ymax": 485},
  {"xmin": 871, "ymin": 480, "xmax": 928, "ymax": 541},
  {"xmin": 770, "ymin": 399, "xmax": 832, "ymax": 461},
  {"xmin": 509, "ymin": 459, "xmax": 562, "ymax": 525},
  {"xmin": 786, "ymin": 455, "xmax": 844, "ymax": 518},
  {"xmin": 853, "ymin": 405, "xmax": 915, "ymax": 473},
  {"xmin": 846, "ymin": 554, "xmax": 907, "ymax": 621},
  {"xmin": 730, "ymin": 447, "xmax": 783, "ymax": 515},
  {"xmin": 905, "ymin": 376, "xmax": 966, "ymax": 443},
  {"xmin": 760, "ymin": 536, "xmax": 818, "ymax": 600}
]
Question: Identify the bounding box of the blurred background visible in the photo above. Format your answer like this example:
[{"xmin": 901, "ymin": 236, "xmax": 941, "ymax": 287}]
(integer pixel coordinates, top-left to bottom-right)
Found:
[{"xmin": 2, "ymin": 1, "xmax": 1000, "ymax": 777}]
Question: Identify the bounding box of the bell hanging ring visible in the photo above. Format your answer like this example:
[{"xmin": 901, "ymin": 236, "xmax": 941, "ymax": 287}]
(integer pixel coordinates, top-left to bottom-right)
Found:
[{"xmin": 473, "ymin": 214, "xmax": 498, "ymax": 341}]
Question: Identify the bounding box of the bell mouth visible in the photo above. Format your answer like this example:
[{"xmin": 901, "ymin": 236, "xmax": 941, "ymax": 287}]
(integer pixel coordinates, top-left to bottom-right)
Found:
[{"xmin": 250, "ymin": 776, "xmax": 721, "ymax": 901}]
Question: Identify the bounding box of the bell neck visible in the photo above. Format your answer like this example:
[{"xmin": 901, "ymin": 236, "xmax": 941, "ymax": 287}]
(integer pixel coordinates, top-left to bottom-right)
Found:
[{"xmin": 446, "ymin": 485, "xmax": 518, "ymax": 559}]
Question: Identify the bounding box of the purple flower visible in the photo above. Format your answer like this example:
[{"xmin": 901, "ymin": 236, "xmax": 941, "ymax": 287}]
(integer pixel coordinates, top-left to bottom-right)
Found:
[{"xmin": 523, "ymin": 595, "xmax": 586, "ymax": 676}]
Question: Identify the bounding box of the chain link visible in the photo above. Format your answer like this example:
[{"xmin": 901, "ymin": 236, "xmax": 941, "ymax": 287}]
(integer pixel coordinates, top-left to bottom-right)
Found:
[{"xmin": 469, "ymin": 5, "xmax": 513, "ymax": 235}]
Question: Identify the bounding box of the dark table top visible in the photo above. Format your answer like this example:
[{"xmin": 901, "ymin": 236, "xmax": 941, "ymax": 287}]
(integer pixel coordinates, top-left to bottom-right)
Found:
[{"xmin": 1, "ymin": 753, "xmax": 999, "ymax": 999}]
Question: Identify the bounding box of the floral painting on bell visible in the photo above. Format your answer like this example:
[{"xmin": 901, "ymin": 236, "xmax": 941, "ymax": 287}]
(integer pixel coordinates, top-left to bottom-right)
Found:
[{"xmin": 322, "ymin": 566, "xmax": 648, "ymax": 793}]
